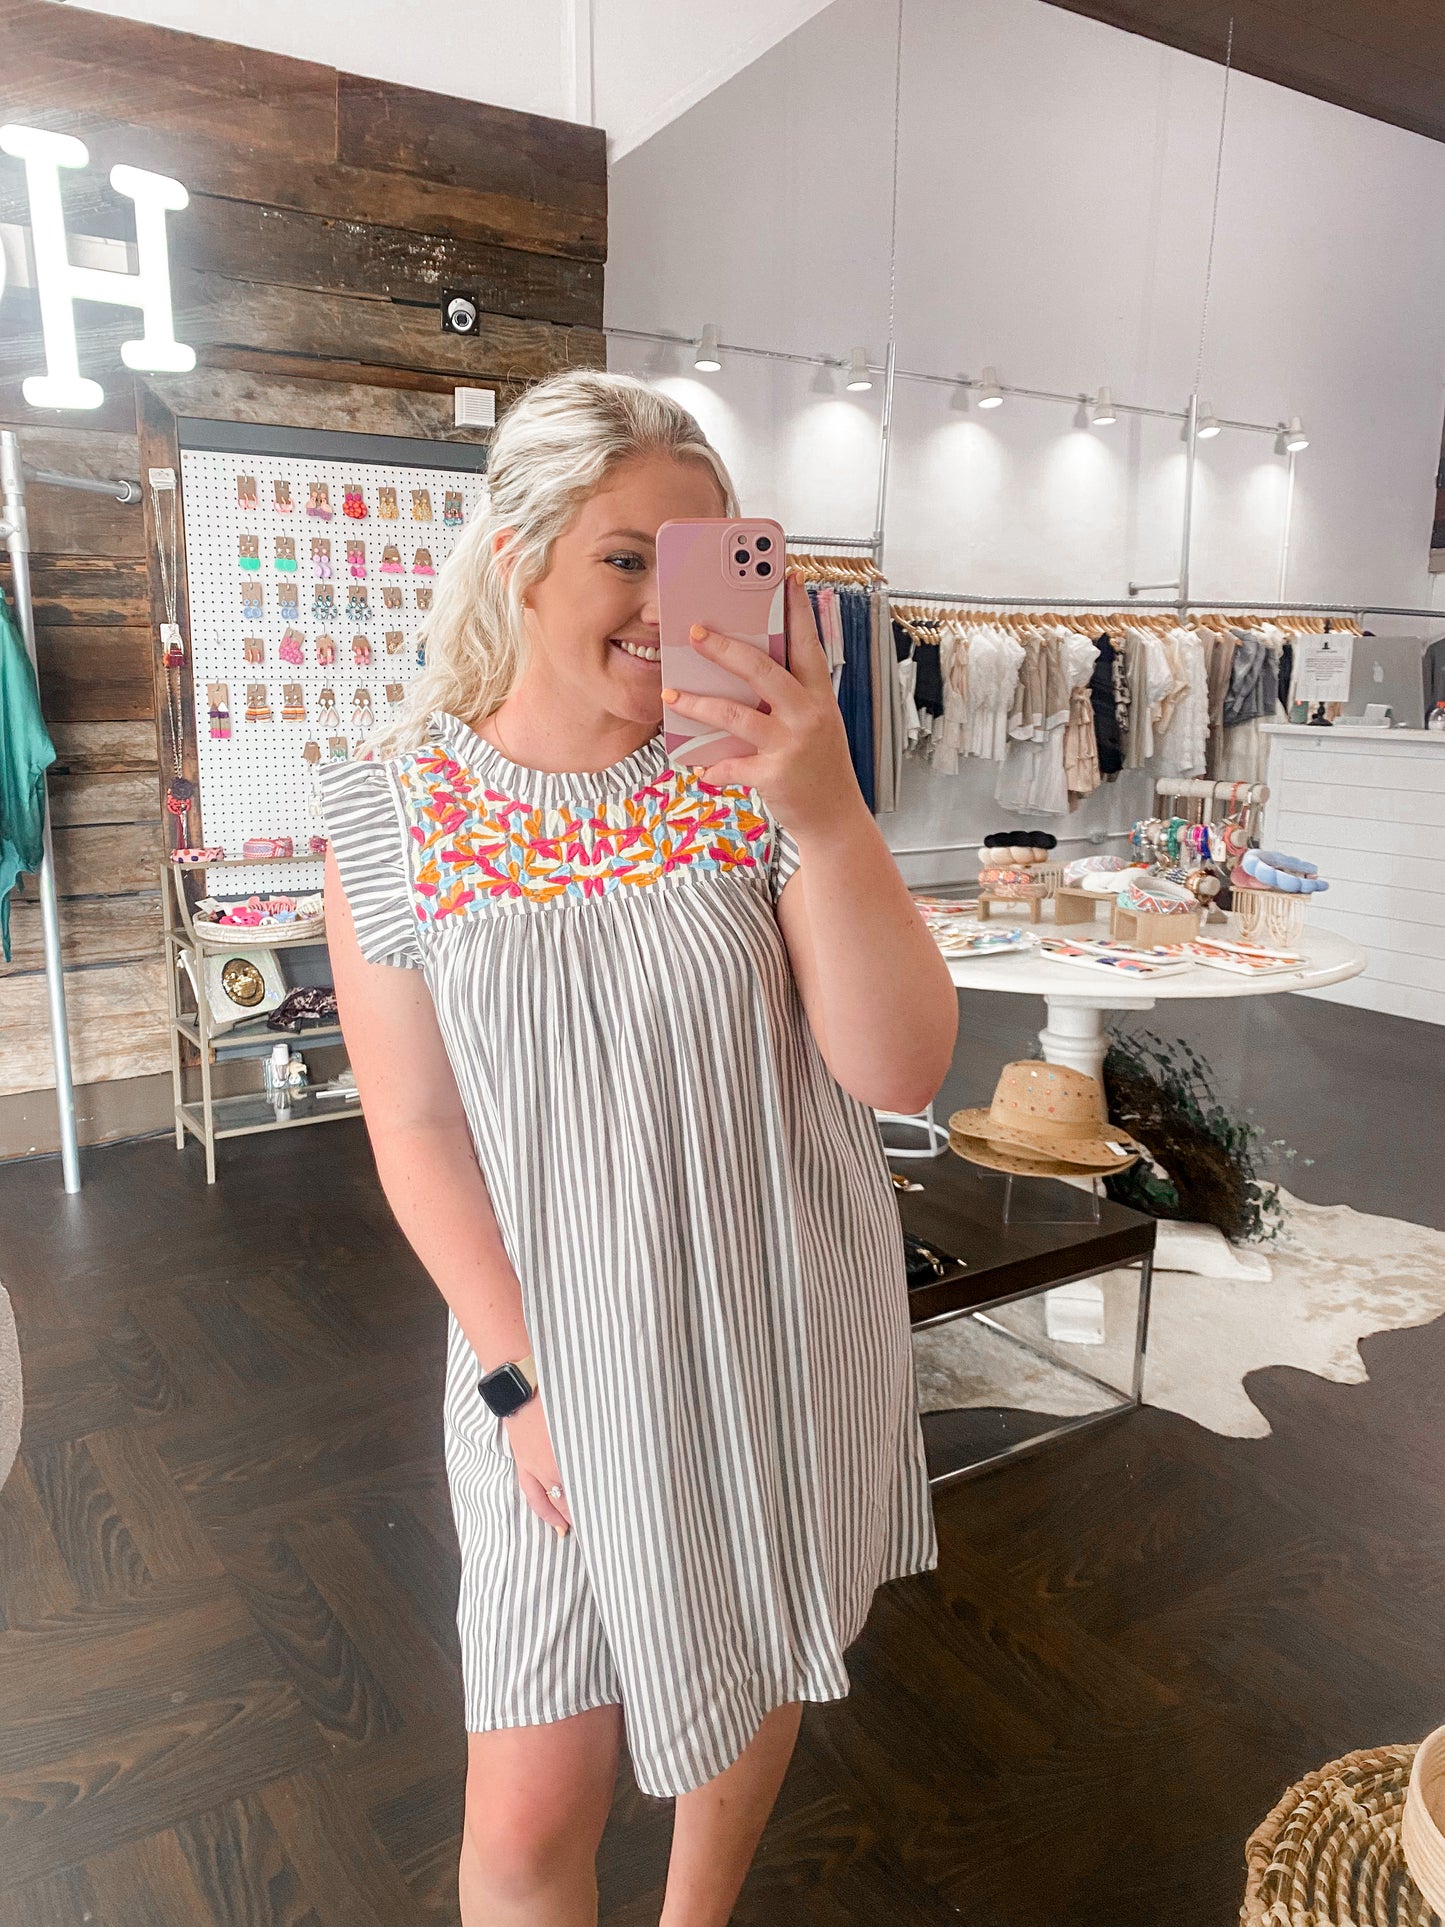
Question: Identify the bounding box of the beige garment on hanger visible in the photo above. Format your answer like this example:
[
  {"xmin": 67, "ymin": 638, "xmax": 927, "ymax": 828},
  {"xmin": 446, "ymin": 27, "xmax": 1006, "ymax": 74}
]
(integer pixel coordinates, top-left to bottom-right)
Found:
[
  {"xmin": 869, "ymin": 588, "xmax": 902, "ymax": 812},
  {"xmin": 1064, "ymin": 682, "xmax": 1101, "ymax": 803}
]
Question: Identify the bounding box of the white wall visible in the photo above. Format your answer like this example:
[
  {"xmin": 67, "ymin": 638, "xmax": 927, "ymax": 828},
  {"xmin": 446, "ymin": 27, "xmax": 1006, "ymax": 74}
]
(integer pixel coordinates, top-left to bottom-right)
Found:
[
  {"xmin": 60, "ymin": 0, "xmax": 834, "ymax": 156},
  {"xmin": 605, "ymin": 0, "xmax": 1445, "ymax": 877}
]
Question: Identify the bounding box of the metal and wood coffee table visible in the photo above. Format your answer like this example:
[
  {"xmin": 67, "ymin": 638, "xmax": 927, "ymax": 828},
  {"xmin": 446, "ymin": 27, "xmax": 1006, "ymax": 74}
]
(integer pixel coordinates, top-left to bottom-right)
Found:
[{"xmin": 894, "ymin": 1148, "xmax": 1156, "ymax": 1490}]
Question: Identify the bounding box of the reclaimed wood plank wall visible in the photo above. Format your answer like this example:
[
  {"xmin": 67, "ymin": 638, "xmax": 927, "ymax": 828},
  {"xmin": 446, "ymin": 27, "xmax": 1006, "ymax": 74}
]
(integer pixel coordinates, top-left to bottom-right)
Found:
[{"xmin": 0, "ymin": 0, "xmax": 607, "ymax": 1129}]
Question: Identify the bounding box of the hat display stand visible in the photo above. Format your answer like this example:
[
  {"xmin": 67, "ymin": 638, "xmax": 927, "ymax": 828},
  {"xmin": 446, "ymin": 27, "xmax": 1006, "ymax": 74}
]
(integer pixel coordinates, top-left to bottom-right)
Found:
[{"xmin": 997, "ymin": 1170, "xmax": 1102, "ymax": 1228}]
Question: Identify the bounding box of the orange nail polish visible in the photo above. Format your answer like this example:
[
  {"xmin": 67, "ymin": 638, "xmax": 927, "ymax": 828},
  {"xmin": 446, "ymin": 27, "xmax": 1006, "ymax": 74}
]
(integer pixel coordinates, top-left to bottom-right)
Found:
[
  {"xmin": 689, "ymin": 623, "xmax": 708, "ymax": 641},
  {"xmin": 661, "ymin": 688, "xmax": 679, "ymax": 703}
]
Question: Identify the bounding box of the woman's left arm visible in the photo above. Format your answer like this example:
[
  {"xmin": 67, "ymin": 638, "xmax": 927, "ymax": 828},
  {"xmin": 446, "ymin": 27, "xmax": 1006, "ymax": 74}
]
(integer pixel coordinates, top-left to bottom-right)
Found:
[{"xmin": 663, "ymin": 570, "xmax": 959, "ymax": 1116}]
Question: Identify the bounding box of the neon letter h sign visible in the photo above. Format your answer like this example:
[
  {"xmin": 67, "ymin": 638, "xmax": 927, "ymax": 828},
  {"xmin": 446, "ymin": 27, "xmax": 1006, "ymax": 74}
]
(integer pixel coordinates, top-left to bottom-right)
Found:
[{"xmin": 0, "ymin": 123, "xmax": 196, "ymax": 410}]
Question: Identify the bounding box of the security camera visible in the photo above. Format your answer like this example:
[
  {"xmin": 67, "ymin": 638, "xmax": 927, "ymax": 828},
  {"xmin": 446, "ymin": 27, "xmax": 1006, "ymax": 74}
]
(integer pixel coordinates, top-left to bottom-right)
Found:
[{"xmin": 442, "ymin": 290, "xmax": 479, "ymax": 336}]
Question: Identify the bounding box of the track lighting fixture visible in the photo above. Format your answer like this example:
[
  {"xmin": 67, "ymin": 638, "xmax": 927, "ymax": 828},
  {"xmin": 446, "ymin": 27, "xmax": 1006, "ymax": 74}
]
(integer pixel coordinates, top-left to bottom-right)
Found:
[
  {"xmin": 1091, "ymin": 386, "xmax": 1117, "ymax": 426},
  {"xmin": 976, "ymin": 366, "xmax": 1004, "ymax": 409},
  {"xmin": 1282, "ymin": 415, "xmax": 1309, "ymax": 452},
  {"xmin": 693, "ymin": 323, "xmax": 722, "ymax": 373},
  {"xmin": 845, "ymin": 347, "xmax": 873, "ymax": 391},
  {"xmin": 1196, "ymin": 401, "xmax": 1221, "ymax": 439}
]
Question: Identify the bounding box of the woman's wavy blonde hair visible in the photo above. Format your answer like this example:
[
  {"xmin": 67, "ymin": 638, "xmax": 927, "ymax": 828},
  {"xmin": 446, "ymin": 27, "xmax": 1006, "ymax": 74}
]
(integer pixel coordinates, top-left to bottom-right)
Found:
[{"xmin": 359, "ymin": 367, "xmax": 738, "ymax": 761}]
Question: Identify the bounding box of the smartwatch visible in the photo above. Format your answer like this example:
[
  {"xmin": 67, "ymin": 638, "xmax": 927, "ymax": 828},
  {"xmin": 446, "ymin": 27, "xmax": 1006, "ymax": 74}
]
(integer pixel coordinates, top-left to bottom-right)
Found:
[{"xmin": 477, "ymin": 1350, "xmax": 537, "ymax": 1419}]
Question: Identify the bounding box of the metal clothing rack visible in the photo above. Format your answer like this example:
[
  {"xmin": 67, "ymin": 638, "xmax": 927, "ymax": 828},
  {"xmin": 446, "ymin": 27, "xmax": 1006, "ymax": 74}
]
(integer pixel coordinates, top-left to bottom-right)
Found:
[
  {"xmin": 0, "ymin": 429, "xmax": 141, "ymax": 1193},
  {"xmin": 883, "ymin": 591, "xmax": 1445, "ymax": 622}
]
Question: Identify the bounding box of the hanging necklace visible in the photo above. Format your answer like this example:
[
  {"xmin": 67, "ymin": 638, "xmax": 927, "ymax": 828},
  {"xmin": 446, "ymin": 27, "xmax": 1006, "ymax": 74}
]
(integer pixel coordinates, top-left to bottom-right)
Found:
[{"xmin": 152, "ymin": 476, "xmax": 194, "ymax": 846}]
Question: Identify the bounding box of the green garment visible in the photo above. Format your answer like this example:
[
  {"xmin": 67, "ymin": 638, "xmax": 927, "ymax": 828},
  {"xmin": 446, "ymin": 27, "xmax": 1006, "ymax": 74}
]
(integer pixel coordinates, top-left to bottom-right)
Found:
[{"xmin": 0, "ymin": 584, "xmax": 57, "ymax": 963}]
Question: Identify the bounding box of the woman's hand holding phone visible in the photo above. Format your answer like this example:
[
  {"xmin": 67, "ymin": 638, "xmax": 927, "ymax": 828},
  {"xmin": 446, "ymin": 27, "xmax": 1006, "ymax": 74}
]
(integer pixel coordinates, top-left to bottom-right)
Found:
[{"xmin": 661, "ymin": 570, "xmax": 863, "ymax": 845}]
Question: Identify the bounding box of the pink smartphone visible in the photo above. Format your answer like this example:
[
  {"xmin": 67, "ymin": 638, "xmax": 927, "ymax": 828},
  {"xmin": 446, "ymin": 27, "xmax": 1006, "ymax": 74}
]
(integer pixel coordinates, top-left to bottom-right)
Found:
[{"xmin": 657, "ymin": 517, "xmax": 787, "ymax": 771}]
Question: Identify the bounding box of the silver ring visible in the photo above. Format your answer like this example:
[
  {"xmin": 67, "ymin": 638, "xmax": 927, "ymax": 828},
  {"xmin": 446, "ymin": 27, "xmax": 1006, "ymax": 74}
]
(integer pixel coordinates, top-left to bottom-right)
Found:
[{"xmin": 548, "ymin": 1483, "xmax": 563, "ymax": 1500}]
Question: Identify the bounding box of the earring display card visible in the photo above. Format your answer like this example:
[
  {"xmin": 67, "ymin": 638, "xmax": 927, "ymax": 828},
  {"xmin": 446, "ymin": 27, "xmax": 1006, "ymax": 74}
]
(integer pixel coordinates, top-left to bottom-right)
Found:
[{"xmin": 180, "ymin": 448, "xmax": 485, "ymax": 895}]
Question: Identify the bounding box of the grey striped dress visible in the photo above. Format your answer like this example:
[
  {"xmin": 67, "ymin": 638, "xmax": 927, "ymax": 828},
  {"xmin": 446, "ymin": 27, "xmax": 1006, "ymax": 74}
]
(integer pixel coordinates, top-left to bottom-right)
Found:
[{"xmin": 318, "ymin": 707, "xmax": 937, "ymax": 1798}]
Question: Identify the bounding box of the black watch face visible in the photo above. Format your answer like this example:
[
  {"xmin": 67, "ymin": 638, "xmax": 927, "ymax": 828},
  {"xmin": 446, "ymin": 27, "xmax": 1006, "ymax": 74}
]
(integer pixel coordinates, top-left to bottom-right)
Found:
[{"xmin": 479, "ymin": 1362, "xmax": 531, "ymax": 1418}]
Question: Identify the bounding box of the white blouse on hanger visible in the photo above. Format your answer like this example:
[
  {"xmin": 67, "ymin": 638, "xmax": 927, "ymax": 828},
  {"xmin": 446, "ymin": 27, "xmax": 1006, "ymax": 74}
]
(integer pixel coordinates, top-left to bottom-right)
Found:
[{"xmin": 1153, "ymin": 625, "xmax": 1209, "ymax": 778}]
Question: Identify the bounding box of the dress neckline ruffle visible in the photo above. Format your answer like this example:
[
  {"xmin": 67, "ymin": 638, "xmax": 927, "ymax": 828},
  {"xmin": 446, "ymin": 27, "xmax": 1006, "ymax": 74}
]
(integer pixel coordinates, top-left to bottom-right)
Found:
[{"xmin": 426, "ymin": 708, "xmax": 670, "ymax": 807}]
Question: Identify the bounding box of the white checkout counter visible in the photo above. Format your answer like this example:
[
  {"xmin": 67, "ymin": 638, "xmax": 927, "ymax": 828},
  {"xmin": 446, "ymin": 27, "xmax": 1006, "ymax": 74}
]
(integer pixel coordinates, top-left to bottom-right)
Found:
[{"xmin": 1261, "ymin": 722, "xmax": 1445, "ymax": 1025}]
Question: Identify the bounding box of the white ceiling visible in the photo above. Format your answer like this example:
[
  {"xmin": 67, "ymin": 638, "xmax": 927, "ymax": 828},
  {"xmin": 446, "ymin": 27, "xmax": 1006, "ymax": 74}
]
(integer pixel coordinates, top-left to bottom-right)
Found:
[{"xmin": 58, "ymin": 0, "xmax": 836, "ymax": 159}]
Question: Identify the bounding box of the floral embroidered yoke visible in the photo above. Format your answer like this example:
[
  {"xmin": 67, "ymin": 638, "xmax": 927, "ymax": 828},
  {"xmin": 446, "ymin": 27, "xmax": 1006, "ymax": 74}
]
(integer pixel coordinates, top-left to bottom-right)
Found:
[
  {"xmin": 314, "ymin": 705, "xmax": 936, "ymax": 1802},
  {"xmin": 398, "ymin": 736, "xmax": 774, "ymax": 918}
]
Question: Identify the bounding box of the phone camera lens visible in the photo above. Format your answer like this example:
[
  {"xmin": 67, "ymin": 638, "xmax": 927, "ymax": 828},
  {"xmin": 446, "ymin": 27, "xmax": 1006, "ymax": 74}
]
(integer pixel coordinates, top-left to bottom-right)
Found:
[
  {"xmin": 754, "ymin": 535, "xmax": 772, "ymax": 552},
  {"xmin": 756, "ymin": 560, "xmax": 772, "ymax": 576},
  {"xmin": 734, "ymin": 549, "xmax": 750, "ymax": 565}
]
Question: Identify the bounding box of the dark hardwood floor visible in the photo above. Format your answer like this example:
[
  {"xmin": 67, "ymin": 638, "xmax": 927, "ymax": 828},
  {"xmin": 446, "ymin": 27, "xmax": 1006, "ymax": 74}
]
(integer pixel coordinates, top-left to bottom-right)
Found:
[{"xmin": 0, "ymin": 1119, "xmax": 1442, "ymax": 1926}]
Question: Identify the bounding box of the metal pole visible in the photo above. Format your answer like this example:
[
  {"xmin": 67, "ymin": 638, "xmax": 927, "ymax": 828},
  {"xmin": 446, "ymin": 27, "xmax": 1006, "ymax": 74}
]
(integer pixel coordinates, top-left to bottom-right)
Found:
[
  {"xmin": 873, "ymin": 337, "xmax": 896, "ymax": 558},
  {"xmin": 1, "ymin": 430, "xmax": 81, "ymax": 1192},
  {"xmin": 1277, "ymin": 450, "xmax": 1296, "ymax": 603},
  {"xmin": 26, "ymin": 467, "xmax": 140, "ymax": 503},
  {"xmin": 1179, "ymin": 391, "xmax": 1199, "ymax": 616}
]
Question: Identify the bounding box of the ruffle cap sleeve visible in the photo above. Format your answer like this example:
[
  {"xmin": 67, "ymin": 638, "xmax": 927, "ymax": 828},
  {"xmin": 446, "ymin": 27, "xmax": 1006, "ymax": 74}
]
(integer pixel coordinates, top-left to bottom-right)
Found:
[
  {"xmin": 758, "ymin": 796, "xmax": 801, "ymax": 905},
  {"xmin": 316, "ymin": 757, "xmax": 423, "ymax": 969}
]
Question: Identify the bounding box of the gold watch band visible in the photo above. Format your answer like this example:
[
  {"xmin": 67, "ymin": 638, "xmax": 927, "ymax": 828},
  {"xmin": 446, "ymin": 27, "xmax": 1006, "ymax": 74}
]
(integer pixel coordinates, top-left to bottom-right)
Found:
[{"xmin": 514, "ymin": 1351, "xmax": 537, "ymax": 1391}]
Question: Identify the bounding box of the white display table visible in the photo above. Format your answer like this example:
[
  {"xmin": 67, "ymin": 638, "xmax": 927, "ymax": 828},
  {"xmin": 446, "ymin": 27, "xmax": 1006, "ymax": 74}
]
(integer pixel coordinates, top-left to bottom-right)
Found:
[{"xmin": 944, "ymin": 918, "xmax": 1366, "ymax": 1080}]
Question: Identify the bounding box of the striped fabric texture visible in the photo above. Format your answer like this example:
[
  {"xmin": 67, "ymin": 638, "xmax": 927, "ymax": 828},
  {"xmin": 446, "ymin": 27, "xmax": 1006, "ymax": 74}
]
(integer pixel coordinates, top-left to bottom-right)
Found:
[{"xmin": 318, "ymin": 709, "xmax": 938, "ymax": 1797}]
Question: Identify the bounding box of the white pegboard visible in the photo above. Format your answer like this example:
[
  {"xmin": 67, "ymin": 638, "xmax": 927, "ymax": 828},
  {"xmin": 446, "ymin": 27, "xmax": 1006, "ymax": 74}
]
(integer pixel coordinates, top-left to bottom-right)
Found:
[{"xmin": 179, "ymin": 447, "xmax": 486, "ymax": 897}]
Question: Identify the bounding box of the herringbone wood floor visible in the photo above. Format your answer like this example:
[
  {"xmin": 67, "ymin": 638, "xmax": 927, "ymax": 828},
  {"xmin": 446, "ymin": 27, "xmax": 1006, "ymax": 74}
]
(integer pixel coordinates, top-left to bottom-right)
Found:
[{"xmin": 1, "ymin": 1123, "xmax": 1441, "ymax": 1926}]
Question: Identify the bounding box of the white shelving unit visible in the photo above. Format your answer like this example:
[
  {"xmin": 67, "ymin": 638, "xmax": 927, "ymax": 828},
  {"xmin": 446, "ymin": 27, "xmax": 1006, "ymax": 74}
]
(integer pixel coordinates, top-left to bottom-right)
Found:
[{"xmin": 163, "ymin": 856, "xmax": 360, "ymax": 1182}]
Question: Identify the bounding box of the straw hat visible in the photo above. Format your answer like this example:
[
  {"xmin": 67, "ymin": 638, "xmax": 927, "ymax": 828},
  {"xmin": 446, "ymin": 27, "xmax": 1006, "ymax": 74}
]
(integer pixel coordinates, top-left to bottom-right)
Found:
[
  {"xmin": 946, "ymin": 1127, "xmax": 1128, "ymax": 1180},
  {"xmin": 948, "ymin": 1060, "xmax": 1145, "ymax": 1173}
]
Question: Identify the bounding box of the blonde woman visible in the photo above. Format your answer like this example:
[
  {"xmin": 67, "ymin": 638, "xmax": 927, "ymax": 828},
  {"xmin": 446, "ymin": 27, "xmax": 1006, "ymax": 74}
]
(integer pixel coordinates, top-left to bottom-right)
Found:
[{"xmin": 319, "ymin": 369, "xmax": 956, "ymax": 1927}]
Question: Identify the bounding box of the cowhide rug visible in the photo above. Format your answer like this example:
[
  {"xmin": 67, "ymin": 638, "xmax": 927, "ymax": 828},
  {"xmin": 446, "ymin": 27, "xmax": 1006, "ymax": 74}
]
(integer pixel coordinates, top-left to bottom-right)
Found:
[
  {"xmin": 0, "ymin": 1284, "xmax": 21, "ymax": 1490},
  {"xmin": 912, "ymin": 1190, "xmax": 1445, "ymax": 1439}
]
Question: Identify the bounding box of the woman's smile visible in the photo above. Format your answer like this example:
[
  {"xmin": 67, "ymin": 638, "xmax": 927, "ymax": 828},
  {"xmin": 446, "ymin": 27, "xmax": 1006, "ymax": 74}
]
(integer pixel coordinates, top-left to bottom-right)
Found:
[{"xmin": 610, "ymin": 634, "xmax": 661, "ymax": 663}]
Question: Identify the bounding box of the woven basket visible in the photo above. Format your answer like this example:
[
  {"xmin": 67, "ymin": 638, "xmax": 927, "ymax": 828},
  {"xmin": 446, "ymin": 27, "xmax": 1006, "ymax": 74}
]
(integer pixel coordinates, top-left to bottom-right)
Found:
[
  {"xmin": 192, "ymin": 914, "xmax": 326, "ymax": 948},
  {"xmin": 1241, "ymin": 1744, "xmax": 1443, "ymax": 1927}
]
